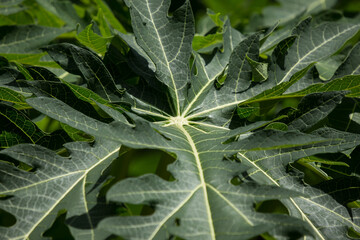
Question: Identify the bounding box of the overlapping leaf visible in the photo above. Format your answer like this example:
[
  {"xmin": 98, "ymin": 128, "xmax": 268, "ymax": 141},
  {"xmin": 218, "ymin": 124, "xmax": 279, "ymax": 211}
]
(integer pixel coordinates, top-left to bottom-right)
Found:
[
  {"xmin": 35, "ymin": 0, "xmax": 85, "ymax": 27},
  {"xmin": 123, "ymin": 0, "xmax": 195, "ymax": 115},
  {"xmin": 250, "ymin": 0, "xmax": 336, "ymax": 29},
  {"xmin": 183, "ymin": 17, "xmax": 360, "ymax": 123},
  {"xmin": 0, "ymin": 103, "xmax": 70, "ymax": 150},
  {"xmin": 0, "ymin": 138, "xmax": 120, "ymax": 240},
  {"xmin": 0, "ymin": 25, "xmax": 69, "ymax": 54},
  {"xmin": 76, "ymin": 23, "xmax": 113, "ymax": 57}
]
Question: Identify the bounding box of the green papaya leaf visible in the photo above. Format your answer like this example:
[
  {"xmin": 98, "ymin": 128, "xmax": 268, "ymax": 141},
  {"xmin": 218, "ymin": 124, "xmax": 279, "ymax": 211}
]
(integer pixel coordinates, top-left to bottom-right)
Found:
[{"xmin": 0, "ymin": 1, "xmax": 360, "ymax": 239}]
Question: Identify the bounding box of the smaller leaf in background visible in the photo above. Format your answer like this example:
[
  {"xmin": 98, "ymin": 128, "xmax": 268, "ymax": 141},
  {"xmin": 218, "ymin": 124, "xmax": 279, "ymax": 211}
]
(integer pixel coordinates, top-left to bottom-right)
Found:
[
  {"xmin": 0, "ymin": 7, "xmax": 34, "ymax": 26},
  {"xmin": 237, "ymin": 105, "xmax": 259, "ymax": 119},
  {"xmin": 0, "ymin": 103, "xmax": 70, "ymax": 150},
  {"xmin": 264, "ymin": 122, "xmax": 288, "ymax": 131},
  {"xmin": 35, "ymin": 0, "xmax": 85, "ymax": 27},
  {"xmin": 0, "ymin": 53, "xmax": 61, "ymax": 68},
  {"xmin": 61, "ymin": 123, "xmax": 94, "ymax": 142},
  {"xmin": 293, "ymin": 75, "xmax": 360, "ymax": 98},
  {"xmin": 332, "ymin": 42, "xmax": 360, "ymax": 79},
  {"xmin": 61, "ymin": 79, "xmax": 127, "ymax": 120},
  {"xmin": 319, "ymin": 147, "xmax": 360, "ymax": 179},
  {"xmin": 271, "ymin": 18, "xmax": 360, "ymax": 85},
  {"xmin": 102, "ymin": 35, "xmax": 139, "ymax": 86},
  {"xmin": 93, "ymin": 0, "xmax": 126, "ymax": 33},
  {"xmin": 201, "ymin": 0, "xmax": 269, "ymax": 27},
  {"xmin": 246, "ymin": 55, "xmax": 268, "ymax": 82},
  {"xmin": 287, "ymin": 91, "xmax": 345, "ymax": 132},
  {"xmin": 0, "ymin": 5, "xmax": 26, "ymax": 16},
  {"xmin": 0, "ymin": 25, "xmax": 70, "ymax": 54},
  {"xmin": 207, "ymin": 10, "xmax": 225, "ymax": 27},
  {"xmin": 14, "ymin": 62, "xmax": 33, "ymax": 80},
  {"xmin": 315, "ymin": 54, "xmax": 344, "ymax": 81},
  {"xmin": 26, "ymin": 66, "xmax": 61, "ymax": 82},
  {"xmin": 196, "ymin": 13, "xmax": 216, "ymax": 36},
  {"xmin": 350, "ymin": 112, "xmax": 360, "ymax": 126},
  {"xmin": 0, "ymin": 87, "xmax": 26, "ymax": 105},
  {"xmin": 0, "ymin": 0, "xmax": 67, "ymax": 27},
  {"xmin": 96, "ymin": 8, "xmax": 113, "ymax": 38},
  {"xmin": 326, "ymin": 98, "xmax": 360, "ymax": 134},
  {"xmin": 0, "ymin": 0, "xmax": 24, "ymax": 6},
  {"xmin": 192, "ymin": 10, "xmax": 225, "ymax": 53},
  {"xmin": 0, "ymin": 130, "xmax": 23, "ymax": 148},
  {"xmin": 192, "ymin": 33, "xmax": 223, "ymax": 53},
  {"xmin": 259, "ymin": 15, "xmax": 306, "ymax": 55},
  {"xmin": 61, "ymin": 79, "xmax": 109, "ymax": 106},
  {"xmin": 25, "ymin": 0, "xmax": 64, "ymax": 27},
  {"xmin": 249, "ymin": 0, "xmax": 336, "ymax": 30},
  {"xmin": 1, "ymin": 0, "xmax": 88, "ymax": 28},
  {"xmin": 24, "ymin": 80, "xmax": 110, "ymax": 122},
  {"xmin": 336, "ymin": 0, "xmax": 360, "ymax": 13},
  {"xmin": 43, "ymin": 43, "xmax": 122, "ymax": 102},
  {"xmin": 259, "ymin": 21, "xmax": 279, "ymax": 46},
  {"xmin": 300, "ymin": 155, "xmax": 349, "ymax": 167},
  {"xmin": 0, "ymin": 103, "xmax": 45, "ymax": 144},
  {"xmin": 222, "ymin": 33, "xmax": 260, "ymax": 95},
  {"xmin": 115, "ymin": 33, "xmax": 156, "ymax": 81},
  {"xmin": 0, "ymin": 67, "xmax": 33, "ymax": 97},
  {"xmin": 314, "ymin": 176, "xmax": 360, "ymax": 205},
  {"xmin": 76, "ymin": 23, "xmax": 113, "ymax": 56},
  {"xmin": 243, "ymin": 62, "xmax": 314, "ymax": 105}
]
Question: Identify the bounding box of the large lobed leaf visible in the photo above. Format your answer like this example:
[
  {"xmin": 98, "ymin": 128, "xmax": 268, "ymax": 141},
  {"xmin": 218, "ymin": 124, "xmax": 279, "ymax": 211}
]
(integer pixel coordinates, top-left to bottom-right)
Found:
[
  {"xmin": 0, "ymin": 138, "xmax": 120, "ymax": 240},
  {"xmin": 1, "ymin": 0, "xmax": 360, "ymax": 240}
]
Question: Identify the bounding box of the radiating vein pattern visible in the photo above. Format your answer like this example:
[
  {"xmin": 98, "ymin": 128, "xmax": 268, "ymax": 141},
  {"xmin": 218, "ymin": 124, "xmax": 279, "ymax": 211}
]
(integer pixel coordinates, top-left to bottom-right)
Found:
[
  {"xmin": 0, "ymin": 139, "xmax": 120, "ymax": 240},
  {"xmin": 125, "ymin": 0, "xmax": 194, "ymax": 115},
  {"xmin": 1, "ymin": 0, "xmax": 360, "ymax": 239},
  {"xmin": 99, "ymin": 122, "xmax": 347, "ymax": 240}
]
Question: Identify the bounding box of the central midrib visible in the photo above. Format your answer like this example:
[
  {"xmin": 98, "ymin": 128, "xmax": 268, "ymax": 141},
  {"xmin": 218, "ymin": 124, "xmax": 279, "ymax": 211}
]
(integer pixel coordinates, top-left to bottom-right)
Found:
[
  {"xmin": 145, "ymin": 0, "xmax": 181, "ymax": 116},
  {"xmin": 178, "ymin": 124, "xmax": 216, "ymax": 240}
]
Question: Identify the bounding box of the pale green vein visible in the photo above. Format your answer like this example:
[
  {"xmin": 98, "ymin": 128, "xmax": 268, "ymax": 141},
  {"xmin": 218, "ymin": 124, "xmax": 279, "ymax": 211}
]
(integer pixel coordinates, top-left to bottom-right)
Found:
[
  {"xmin": 279, "ymin": 24, "xmax": 360, "ymax": 84},
  {"xmin": 186, "ymin": 100, "xmax": 246, "ymax": 120},
  {"xmin": 147, "ymin": 185, "xmax": 201, "ymax": 239},
  {"xmin": 21, "ymin": 146, "xmax": 120, "ymax": 239},
  {"xmin": 237, "ymin": 152, "xmax": 326, "ymax": 240},
  {"xmin": 179, "ymin": 124, "xmax": 216, "ymax": 239},
  {"xmin": 145, "ymin": 0, "xmax": 180, "ymax": 115},
  {"xmin": 82, "ymin": 176, "xmax": 95, "ymax": 240},
  {"xmin": 206, "ymin": 183, "xmax": 254, "ymax": 226}
]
